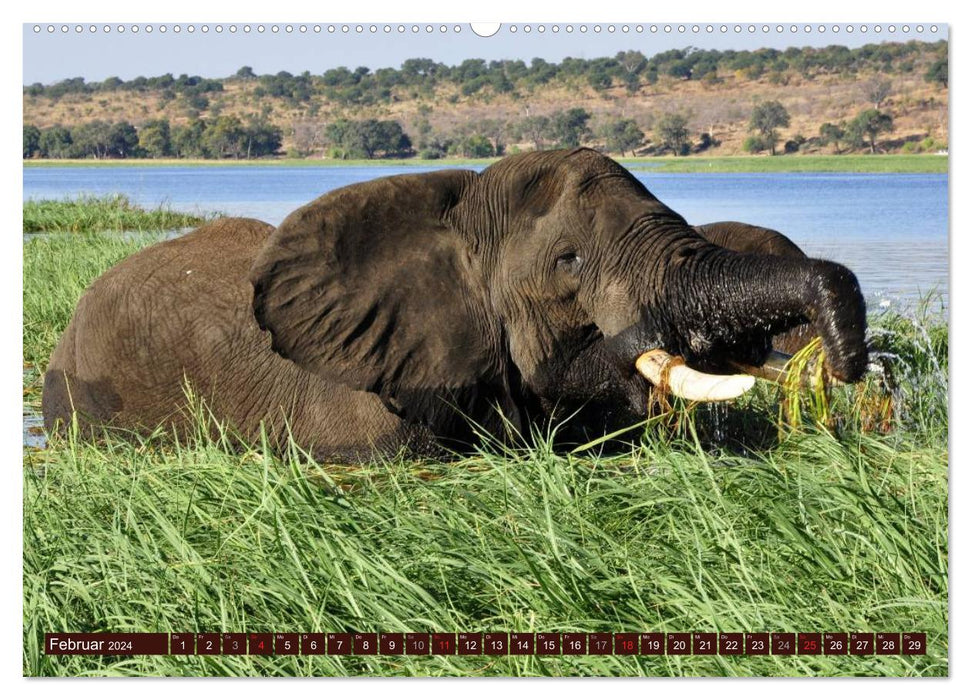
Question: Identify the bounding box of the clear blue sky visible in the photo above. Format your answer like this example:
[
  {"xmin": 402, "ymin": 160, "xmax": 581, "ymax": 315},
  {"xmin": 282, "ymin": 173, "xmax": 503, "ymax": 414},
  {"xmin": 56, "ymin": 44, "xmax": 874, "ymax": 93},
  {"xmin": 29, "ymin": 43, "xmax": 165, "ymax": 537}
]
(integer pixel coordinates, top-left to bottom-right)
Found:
[{"xmin": 23, "ymin": 22, "xmax": 948, "ymax": 85}]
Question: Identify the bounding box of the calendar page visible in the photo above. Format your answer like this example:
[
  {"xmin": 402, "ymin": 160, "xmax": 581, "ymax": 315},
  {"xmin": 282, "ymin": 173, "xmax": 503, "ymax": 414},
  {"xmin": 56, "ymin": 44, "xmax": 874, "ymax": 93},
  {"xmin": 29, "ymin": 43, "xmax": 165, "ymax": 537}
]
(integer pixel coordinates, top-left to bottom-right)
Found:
[{"xmin": 21, "ymin": 14, "xmax": 949, "ymax": 679}]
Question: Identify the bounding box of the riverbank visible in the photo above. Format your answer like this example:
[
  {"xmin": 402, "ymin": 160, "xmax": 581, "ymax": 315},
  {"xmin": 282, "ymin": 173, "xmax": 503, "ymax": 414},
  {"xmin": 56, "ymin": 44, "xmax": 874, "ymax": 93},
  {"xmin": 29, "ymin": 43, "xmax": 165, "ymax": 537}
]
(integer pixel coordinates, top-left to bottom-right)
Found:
[
  {"xmin": 23, "ymin": 153, "xmax": 949, "ymax": 174},
  {"xmin": 23, "ymin": 195, "xmax": 213, "ymax": 233}
]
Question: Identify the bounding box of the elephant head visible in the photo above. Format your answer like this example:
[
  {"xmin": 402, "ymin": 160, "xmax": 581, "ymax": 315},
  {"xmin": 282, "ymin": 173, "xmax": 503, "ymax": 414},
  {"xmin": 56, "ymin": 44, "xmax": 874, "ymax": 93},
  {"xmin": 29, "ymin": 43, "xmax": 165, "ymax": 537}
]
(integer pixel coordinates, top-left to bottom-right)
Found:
[{"xmin": 250, "ymin": 149, "xmax": 867, "ymax": 445}]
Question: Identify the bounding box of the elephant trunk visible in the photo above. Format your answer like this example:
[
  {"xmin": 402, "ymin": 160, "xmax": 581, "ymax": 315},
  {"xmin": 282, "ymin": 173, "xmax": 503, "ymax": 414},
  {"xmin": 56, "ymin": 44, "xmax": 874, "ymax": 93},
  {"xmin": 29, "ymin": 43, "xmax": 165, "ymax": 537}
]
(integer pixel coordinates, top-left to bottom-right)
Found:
[{"xmin": 659, "ymin": 245, "xmax": 868, "ymax": 383}]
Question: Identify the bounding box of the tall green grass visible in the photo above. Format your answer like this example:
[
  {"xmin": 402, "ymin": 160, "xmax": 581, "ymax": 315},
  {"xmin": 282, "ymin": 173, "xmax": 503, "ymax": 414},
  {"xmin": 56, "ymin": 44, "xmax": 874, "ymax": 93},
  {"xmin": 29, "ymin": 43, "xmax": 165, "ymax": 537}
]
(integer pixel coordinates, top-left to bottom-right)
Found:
[
  {"xmin": 23, "ymin": 231, "xmax": 948, "ymax": 677},
  {"xmin": 23, "ymin": 415, "xmax": 947, "ymax": 676},
  {"xmin": 23, "ymin": 195, "xmax": 210, "ymax": 233}
]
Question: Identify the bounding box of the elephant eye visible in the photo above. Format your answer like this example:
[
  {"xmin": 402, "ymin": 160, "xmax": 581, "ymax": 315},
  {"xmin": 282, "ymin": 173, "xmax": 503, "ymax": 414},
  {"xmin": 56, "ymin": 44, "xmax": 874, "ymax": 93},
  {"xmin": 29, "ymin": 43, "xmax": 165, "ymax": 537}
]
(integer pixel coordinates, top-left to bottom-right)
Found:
[{"xmin": 555, "ymin": 251, "xmax": 583, "ymax": 273}]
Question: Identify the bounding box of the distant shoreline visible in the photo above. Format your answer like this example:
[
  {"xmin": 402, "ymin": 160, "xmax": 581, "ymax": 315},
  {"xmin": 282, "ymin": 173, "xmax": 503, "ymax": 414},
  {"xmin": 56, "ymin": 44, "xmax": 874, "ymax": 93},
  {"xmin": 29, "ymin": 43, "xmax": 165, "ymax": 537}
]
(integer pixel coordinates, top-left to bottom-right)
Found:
[{"xmin": 23, "ymin": 154, "xmax": 948, "ymax": 174}]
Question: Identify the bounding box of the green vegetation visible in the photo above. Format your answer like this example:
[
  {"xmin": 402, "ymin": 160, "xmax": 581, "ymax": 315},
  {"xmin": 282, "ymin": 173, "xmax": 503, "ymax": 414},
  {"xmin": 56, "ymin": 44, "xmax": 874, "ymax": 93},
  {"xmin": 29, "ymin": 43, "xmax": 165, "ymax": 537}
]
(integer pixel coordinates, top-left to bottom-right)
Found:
[
  {"xmin": 627, "ymin": 155, "xmax": 948, "ymax": 174},
  {"xmin": 22, "ymin": 227, "xmax": 949, "ymax": 677},
  {"xmin": 325, "ymin": 118, "xmax": 412, "ymax": 160},
  {"xmin": 23, "ymin": 117, "xmax": 282, "ymax": 160},
  {"xmin": 818, "ymin": 123, "xmax": 847, "ymax": 154},
  {"xmin": 20, "ymin": 154, "xmax": 949, "ymax": 174},
  {"xmin": 25, "ymin": 41, "xmax": 945, "ymax": 105},
  {"xmin": 747, "ymin": 101, "xmax": 791, "ymax": 156},
  {"xmin": 847, "ymin": 110, "xmax": 895, "ymax": 154},
  {"xmin": 23, "ymin": 195, "xmax": 211, "ymax": 234},
  {"xmin": 23, "ymin": 40, "xmax": 948, "ymax": 161},
  {"xmin": 23, "ymin": 157, "xmax": 505, "ymax": 169},
  {"xmin": 23, "ymin": 413, "xmax": 948, "ymax": 676},
  {"xmin": 654, "ymin": 113, "xmax": 691, "ymax": 156},
  {"xmin": 599, "ymin": 118, "xmax": 645, "ymax": 157},
  {"xmin": 25, "ymin": 72, "xmax": 224, "ymax": 100},
  {"xmin": 925, "ymin": 57, "xmax": 948, "ymax": 87}
]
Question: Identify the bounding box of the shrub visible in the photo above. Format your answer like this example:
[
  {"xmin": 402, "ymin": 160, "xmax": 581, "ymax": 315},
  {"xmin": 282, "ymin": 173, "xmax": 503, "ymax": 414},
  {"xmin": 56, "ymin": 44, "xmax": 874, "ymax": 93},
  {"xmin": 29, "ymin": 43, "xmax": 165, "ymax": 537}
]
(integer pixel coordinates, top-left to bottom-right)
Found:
[{"xmin": 743, "ymin": 135, "xmax": 767, "ymax": 154}]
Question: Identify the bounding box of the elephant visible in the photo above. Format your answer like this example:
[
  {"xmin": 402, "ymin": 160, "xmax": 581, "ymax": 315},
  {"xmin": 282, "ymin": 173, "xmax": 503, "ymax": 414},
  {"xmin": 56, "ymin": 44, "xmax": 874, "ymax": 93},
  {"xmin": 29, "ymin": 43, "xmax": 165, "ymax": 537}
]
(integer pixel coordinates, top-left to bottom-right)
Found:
[
  {"xmin": 693, "ymin": 220, "xmax": 814, "ymax": 356},
  {"xmin": 541, "ymin": 220, "xmax": 819, "ymax": 439},
  {"xmin": 42, "ymin": 148, "xmax": 868, "ymax": 461}
]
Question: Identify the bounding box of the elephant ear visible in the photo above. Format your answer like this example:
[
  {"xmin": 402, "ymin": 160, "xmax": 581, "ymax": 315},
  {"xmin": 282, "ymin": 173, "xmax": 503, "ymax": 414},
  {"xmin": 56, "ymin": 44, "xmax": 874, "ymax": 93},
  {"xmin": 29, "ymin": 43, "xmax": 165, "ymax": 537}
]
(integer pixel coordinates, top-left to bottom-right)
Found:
[{"xmin": 250, "ymin": 169, "xmax": 494, "ymax": 400}]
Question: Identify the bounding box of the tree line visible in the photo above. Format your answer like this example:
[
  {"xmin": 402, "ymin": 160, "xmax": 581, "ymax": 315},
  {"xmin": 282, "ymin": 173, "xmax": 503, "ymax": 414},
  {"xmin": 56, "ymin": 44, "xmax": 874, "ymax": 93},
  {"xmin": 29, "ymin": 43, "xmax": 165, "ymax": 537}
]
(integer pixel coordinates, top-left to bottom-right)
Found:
[
  {"xmin": 23, "ymin": 117, "xmax": 283, "ymax": 160},
  {"xmin": 740, "ymin": 101, "xmax": 898, "ymax": 156},
  {"xmin": 288, "ymin": 108, "xmax": 647, "ymax": 160},
  {"xmin": 25, "ymin": 73, "xmax": 224, "ymax": 100},
  {"xmin": 22, "ymin": 109, "xmax": 619, "ymax": 161},
  {"xmin": 24, "ymin": 97, "xmax": 918, "ymax": 161},
  {"xmin": 25, "ymin": 40, "xmax": 946, "ymax": 108}
]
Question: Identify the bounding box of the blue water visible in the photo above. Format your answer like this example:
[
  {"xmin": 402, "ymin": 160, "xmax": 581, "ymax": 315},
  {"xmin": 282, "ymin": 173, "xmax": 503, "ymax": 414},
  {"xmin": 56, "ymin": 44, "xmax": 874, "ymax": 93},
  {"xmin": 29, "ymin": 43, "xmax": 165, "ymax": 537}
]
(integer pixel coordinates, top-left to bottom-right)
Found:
[{"xmin": 23, "ymin": 165, "xmax": 948, "ymax": 308}]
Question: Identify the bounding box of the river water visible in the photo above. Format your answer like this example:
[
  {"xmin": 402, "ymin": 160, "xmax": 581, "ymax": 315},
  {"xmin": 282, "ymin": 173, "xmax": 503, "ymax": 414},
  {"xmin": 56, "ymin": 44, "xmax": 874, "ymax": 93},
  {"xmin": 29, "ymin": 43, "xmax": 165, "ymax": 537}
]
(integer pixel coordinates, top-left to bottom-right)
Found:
[{"xmin": 23, "ymin": 164, "xmax": 948, "ymax": 310}]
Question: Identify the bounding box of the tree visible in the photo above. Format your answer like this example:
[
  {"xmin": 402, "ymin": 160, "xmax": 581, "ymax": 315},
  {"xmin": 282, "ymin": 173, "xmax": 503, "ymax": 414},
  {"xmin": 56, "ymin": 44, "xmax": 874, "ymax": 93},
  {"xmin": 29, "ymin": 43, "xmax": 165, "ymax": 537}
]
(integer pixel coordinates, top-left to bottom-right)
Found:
[
  {"xmin": 490, "ymin": 71, "xmax": 514, "ymax": 94},
  {"xmin": 863, "ymin": 78, "xmax": 892, "ymax": 109},
  {"xmin": 171, "ymin": 119, "xmax": 207, "ymax": 158},
  {"xmin": 925, "ymin": 57, "xmax": 948, "ymax": 87},
  {"xmin": 459, "ymin": 134, "xmax": 495, "ymax": 158},
  {"xmin": 290, "ymin": 120, "xmax": 326, "ymax": 157},
  {"xmin": 401, "ymin": 58, "xmax": 441, "ymax": 82},
  {"xmin": 38, "ymin": 126, "xmax": 73, "ymax": 158},
  {"xmin": 600, "ymin": 118, "xmax": 644, "ymax": 156},
  {"xmin": 742, "ymin": 135, "xmax": 767, "ymax": 154},
  {"xmin": 23, "ymin": 124, "xmax": 40, "ymax": 159},
  {"xmin": 235, "ymin": 66, "xmax": 256, "ymax": 80},
  {"xmin": 654, "ymin": 112, "xmax": 690, "ymax": 156},
  {"xmin": 326, "ymin": 119, "xmax": 411, "ymax": 159},
  {"xmin": 460, "ymin": 76, "xmax": 488, "ymax": 96},
  {"xmin": 322, "ymin": 66, "xmax": 357, "ymax": 87},
  {"xmin": 691, "ymin": 56, "xmax": 719, "ymax": 81},
  {"xmin": 817, "ymin": 122, "xmax": 845, "ymax": 154},
  {"xmin": 748, "ymin": 100, "xmax": 790, "ymax": 155},
  {"xmin": 586, "ymin": 66, "xmax": 613, "ymax": 91},
  {"xmin": 370, "ymin": 120, "xmax": 412, "ymax": 158},
  {"xmin": 784, "ymin": 135, "xmax": 806, "ymax": 154},
  {"xmin": 138, "ymin": 119, "xmax": 172, "ymax": 158},
  {"xmin": 550, "ymin": 108, "xmax": 591, "ymax": 148},
  {"xmin": 204, "ymin": 116, "xmax": 246, "ymax": 158},
  {"xmin": 527, "ymin": 57, "xmax": 557, "ymax": 85},
  {"xmin": 848, "ymin": 109, "xmax": 893, "ymax": 154},
  {"xmin": 71, "ymin": 120, "xmax": 113, "ymax": 158},
  {"xmin": 242, "ymin": 121, "xmax": 283, "ymax": 158},
  {"xmin": 108, "ymin": 121, "xmax": 139, "ymax": 158},
  {"xmin": 456, "ymin": 58, "xmax": 486, "ymax": 81},
  {"xmin": 667, "ymin": 59, "xmax": 693, "ymax": 80},
  {"xmin": 513, "ymin": 115, "xmax": 552, "ymax": 151},
  {"xmin": 473, "ymin": 118, "xmax": 507, "ymax": 156},
  {"xmin": 617, "ymin": 50, "xmax": 646, "ymax": 95}
]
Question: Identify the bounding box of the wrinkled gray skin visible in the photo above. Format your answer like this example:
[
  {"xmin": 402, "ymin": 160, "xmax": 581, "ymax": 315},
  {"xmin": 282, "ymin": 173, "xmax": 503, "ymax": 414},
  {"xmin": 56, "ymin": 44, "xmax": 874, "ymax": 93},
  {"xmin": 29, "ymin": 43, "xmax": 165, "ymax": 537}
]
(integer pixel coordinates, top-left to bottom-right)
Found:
[
  {"xmin": 43, "ymin": 149, "xmax": 867, "ymax": 460},
  {"xmin": 547, "ymin": 220, "xmax": 817, "ymax": 437}
]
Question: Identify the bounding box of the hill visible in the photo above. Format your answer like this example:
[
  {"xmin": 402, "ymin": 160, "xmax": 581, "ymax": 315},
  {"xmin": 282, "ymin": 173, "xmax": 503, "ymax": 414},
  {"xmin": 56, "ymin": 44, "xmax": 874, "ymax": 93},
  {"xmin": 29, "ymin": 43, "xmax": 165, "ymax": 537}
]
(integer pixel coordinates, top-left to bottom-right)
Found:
[{"xmin": 23, "ymin": 40, "xmax": 949, "ymax": 160}]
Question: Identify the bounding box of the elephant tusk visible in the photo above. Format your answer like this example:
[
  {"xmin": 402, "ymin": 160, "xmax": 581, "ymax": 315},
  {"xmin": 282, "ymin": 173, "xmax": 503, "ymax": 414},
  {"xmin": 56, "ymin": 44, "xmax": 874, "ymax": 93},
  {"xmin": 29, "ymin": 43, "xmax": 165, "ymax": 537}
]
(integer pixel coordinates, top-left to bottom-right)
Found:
[{"xmin": 635, "ymin": 349, "xmax": 756, "ymax": 402}]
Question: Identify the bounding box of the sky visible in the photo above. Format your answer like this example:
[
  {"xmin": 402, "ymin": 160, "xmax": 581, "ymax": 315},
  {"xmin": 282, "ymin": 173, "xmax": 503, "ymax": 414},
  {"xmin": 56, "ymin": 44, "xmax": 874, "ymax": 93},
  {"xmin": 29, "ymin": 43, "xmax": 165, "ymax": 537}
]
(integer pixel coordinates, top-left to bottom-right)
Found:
[{"xmin": 23, "ymin": 21, "xmax": 949, "ymax": 85}]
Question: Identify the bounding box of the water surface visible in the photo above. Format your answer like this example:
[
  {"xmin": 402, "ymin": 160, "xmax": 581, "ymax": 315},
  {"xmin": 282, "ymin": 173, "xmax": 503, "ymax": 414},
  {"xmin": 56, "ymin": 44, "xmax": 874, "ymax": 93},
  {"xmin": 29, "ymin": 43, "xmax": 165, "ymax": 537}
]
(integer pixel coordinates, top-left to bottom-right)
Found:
[{"xmin": 24, "ymin": 165, "xmax": 948, "ymax": 308}]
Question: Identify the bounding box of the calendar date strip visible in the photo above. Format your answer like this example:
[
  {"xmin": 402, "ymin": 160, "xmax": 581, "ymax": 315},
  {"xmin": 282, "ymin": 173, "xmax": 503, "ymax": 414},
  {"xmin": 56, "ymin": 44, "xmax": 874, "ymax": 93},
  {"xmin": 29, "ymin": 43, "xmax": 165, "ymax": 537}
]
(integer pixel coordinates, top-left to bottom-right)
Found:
[{"xmin": 44, "ymin": 631, "xmax": 927, "ymax": 656}]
